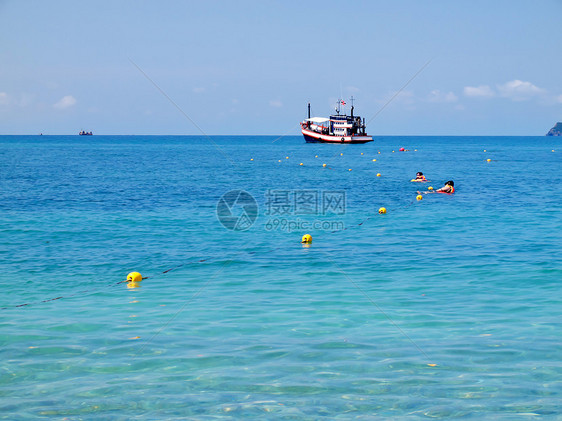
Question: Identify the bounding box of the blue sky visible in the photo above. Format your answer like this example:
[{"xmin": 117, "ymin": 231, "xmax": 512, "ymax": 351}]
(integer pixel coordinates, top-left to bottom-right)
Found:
[{"xmin": 1, "ymin": 0, "xmax": 561, "ymax": 135}]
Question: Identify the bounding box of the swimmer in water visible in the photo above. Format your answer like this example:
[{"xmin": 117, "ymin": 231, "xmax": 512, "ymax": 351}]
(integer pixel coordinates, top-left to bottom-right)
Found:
[
  {"xmin": 419, "ymin": 180, "xmax": 455, "ymax": 194},
  {"xmin": 411, "ymin": 172, "xmax": 428, "ymax": 182},
  {"xmin": 436, "ymin": 180, "xmax": 454, "ymax": 193}
]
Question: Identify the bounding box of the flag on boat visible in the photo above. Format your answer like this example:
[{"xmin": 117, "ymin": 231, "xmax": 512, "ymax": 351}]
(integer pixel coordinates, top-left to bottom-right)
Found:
[{"xmin": 341, "ymin": 100, "xmax": 346, "ymax": 105}]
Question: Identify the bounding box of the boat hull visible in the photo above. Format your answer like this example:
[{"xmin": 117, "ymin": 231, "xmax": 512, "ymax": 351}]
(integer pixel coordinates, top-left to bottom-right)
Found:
[{"xmin": 302, "ymin": 128, "xmax": 373, "ymax": 144}]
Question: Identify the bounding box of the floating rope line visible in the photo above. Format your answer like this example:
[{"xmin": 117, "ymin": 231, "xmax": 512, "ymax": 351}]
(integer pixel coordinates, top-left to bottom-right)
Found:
[
  {"xmin": 0, "ymin": 279, "xmax": 131, "ymax": 310},
  {"xmin": 0, "ymin": 199, "xmax": 419, "ymax": 311},
  {"xmin": 1, "ymin": 195, "xmax": 435, "ymax": 363},
  {"xmin": 0, "ymin": 256, "xmax": 216, "ymax": 310},
  {"xmin": 330, "ymin": 196, "xmax": 417, "ymax": 233},
  {"xmin": 161, "ymin": 258, "xmax": 210, "ymax": 274},
  {"xmin": 1, "ymin": 171, "xmax": 423, "ymax": 311}
]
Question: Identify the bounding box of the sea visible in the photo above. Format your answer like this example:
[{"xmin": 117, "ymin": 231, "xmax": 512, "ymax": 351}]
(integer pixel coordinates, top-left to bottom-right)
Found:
[{"xmin": 0, "ymin": 135, "xmax": 560, "ymax": 419}]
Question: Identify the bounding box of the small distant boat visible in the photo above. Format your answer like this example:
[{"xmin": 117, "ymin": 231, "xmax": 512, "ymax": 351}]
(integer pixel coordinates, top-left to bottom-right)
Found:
[
  {"xmin": 301, "ymin": 98, "xmax": 373, "ymax": 144},
  {"xmin": 79, "ymin": 131, "xmax": 93, "ymax": 136}
]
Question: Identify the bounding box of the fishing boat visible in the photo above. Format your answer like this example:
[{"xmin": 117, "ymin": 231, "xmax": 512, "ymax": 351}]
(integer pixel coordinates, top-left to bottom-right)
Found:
[
  {"xmin": 301, "ymin": 98, "xmax": 373, "ymax": 144},
  {"xmin": 79, "ymin": 131, "xmax": 93, "ymax": 136}
]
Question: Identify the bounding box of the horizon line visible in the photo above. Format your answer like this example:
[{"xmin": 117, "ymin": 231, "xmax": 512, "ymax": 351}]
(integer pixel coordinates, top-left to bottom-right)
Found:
[{"xmin": 0, "ymin": 133, "xmax": 554, "ymax": 137}]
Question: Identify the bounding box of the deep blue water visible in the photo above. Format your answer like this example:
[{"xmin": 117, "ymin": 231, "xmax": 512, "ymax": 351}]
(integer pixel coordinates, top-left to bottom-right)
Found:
[{"xmin": 0, "ymin": 135, "xmax": 561, "ymax": 419}]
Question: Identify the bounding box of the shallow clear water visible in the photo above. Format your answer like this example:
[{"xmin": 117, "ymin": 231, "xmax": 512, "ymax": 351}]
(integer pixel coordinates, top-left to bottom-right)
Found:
[{"xmin": 0, "ymin": 135, "xmax": 561, "ymax": 419}]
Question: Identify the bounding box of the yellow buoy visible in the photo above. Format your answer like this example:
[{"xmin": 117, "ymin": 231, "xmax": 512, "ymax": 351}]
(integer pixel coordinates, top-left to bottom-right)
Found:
[
  {"xmin": 286, "ymin": 156, "xmax": 289, "ymax": 159},
  {"xmin": 416, "ymin": 195, "xmax": 423, "ymax": 201},
  {"xmin": 127, "ymin": 272, "xmax": 142, "ymax": 283},
  {"xmin": 250, "ymin": 158, "xmax": 253, "ymax": 161},
  {"xmin": 315, "ymin": 155, "xmax": 318, "ymax": 158},
  {"xmin": 483, "ymin": 149, "xmax": 486, "ymax": 152},
  {"xmin": 378, "ymin": 207, "xmax": 387, "ymax": 214},
  {"xmin": 428, "ymin": 186, "xmax": 433, "ymax": 191},
  {"xmin": 278, "ymin": 160, "xmax": 281, "ymax": 162},
  {"xmin": 378, "ymin": 151, "xmax": 381, "ymax": 154},
  {"xmin": 361, "ymin": 152, "xmax": 363, "ymax": 155},
  {"xmin": 127, "ymin": 272, "xmax": 142, "ymax": 289},
  {"xmin": 348, "ymin": 168, "xmax": 352, "ymax": 171},
  {"xmin": 372, "ymin": 159, "xmax": 376, "ymax": 162},
  {"xmin": 392, "ymin": 150, "xmax": 395, "ymax": 153},
  {"xmin": 300, "ymin": 162, "xmax": 303, "ymax": 166},
  {"xmin": 322, "ymin": 163, "xmax": 327, "ymax": 167},
  {"xmin": 552, "ymin": 150, "xmax": 555, "ymax": 152},
  {"xmin": 301, "ymin": 234, "xmax": 312, "ymax": 244},
  {"xmin": 340, "ymin": 153, "xmax": 343, "ymax": 156},
  {"xmin": 487, "ymin": 158, "xmax": 491, "ymax": 162},
  {"xmin": 376, "ymin": 173, "xmax": 381, "ymax": 177}
]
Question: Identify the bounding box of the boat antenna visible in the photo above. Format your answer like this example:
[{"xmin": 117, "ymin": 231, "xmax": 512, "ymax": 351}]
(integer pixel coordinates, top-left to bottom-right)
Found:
[
  {"xmin": 308, "ymin": 102, "xmax": 311, "ymax": 119},
  {"xmin": 338, "ymin": 80, "xmax": 345, "ymax": 114},
  {"xmin": 350, "ymin": 96, "xmax": 354, "ymax": 118}
]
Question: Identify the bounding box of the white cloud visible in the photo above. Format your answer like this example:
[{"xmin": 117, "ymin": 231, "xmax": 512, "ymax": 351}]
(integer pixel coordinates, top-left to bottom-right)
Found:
[
  {"xmin": 18, "ymin": 93, "xmax": 34, "ymax": 107},
  {"xmin": 463, "ymin": 80, "xmax": 560, "ymax": 104},
  {"xmin": 378, "ymin": 90, "xmax": 415, "ymax": 106},
  {"xmin": 396, "ymin": 90, "xmax": 415, "ymax": 104},
  {"xmin": 497, "ymin": 80, "xmax": 545, "ymax": 101},
  {"xmin": 427, "ymin": 90, "xmax": 458, "ymax": 103},
  {"xmin": 53, "ymin": 95, "xmax": 76, "ymax": 109},
  {"xmin": 464, "ymin": 85, "xmax": 495, "ymax": 98},
  {"xmin": 269, "ymin": 99, "xmax": 283, "ymax": 107}
]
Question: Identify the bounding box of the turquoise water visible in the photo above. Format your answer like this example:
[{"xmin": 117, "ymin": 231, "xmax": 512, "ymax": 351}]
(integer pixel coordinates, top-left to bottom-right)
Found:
[{"xmin": 0, "ymin": 135, "xmax": 561, "ymax": 419}]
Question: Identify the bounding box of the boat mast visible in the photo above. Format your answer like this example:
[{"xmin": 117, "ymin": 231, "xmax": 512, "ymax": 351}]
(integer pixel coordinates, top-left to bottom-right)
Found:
[
  {"xmin": 350, "ymin": 96, "xmax": 354, "ymax": 118},
  {"xmin": 308, "ymin": 102, "xmax": 311, "ymax": 119}
]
